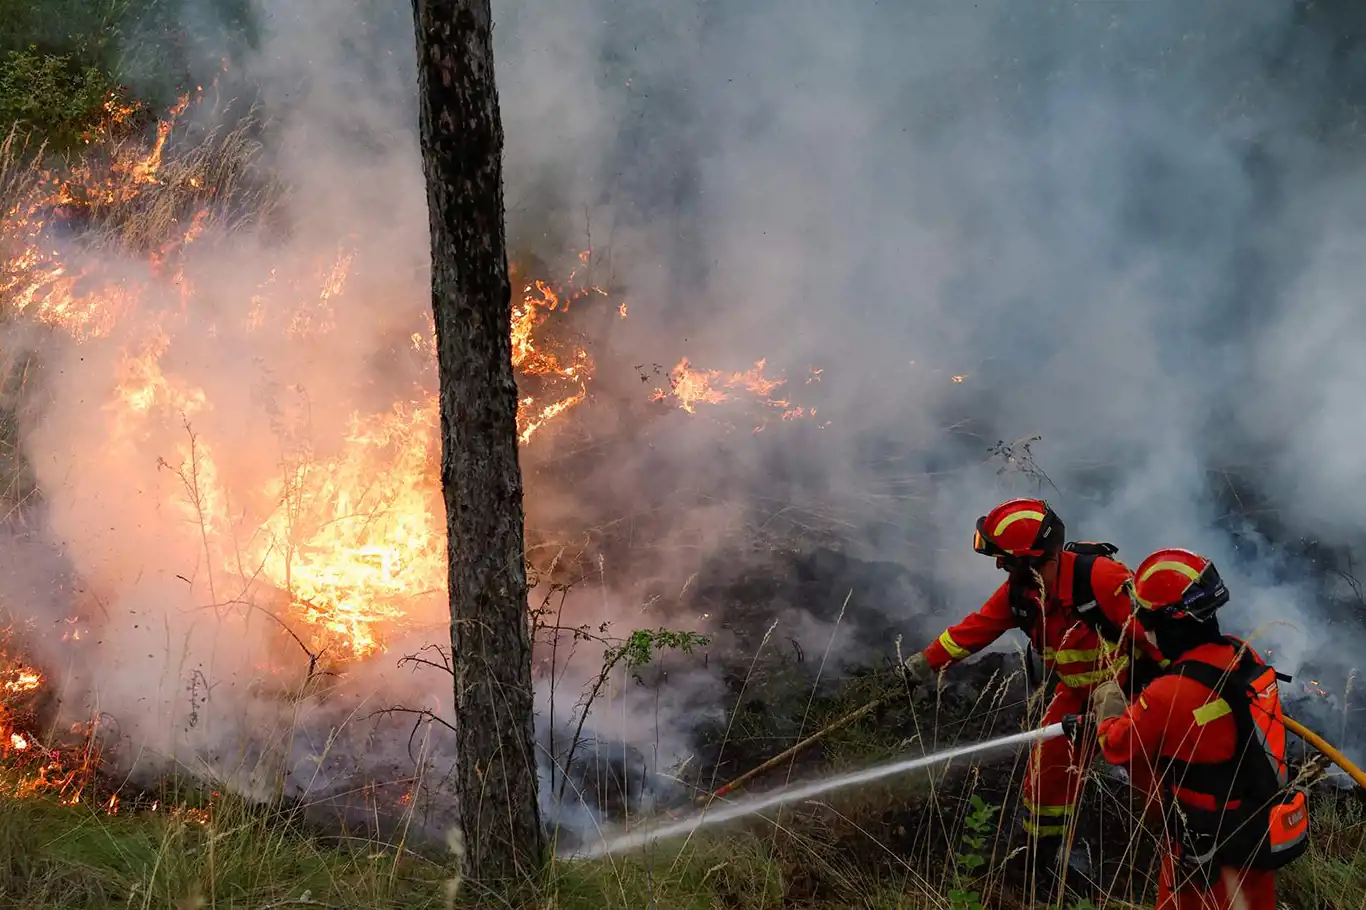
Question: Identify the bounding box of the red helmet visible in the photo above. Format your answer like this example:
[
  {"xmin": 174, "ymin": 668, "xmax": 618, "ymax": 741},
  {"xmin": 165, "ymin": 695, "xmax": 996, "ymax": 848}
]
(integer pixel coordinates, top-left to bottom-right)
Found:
[
  {"xmin": 972, "ymin": 497, "xmax": 1064, "ymax": 561},
  {"xmin": 1132, "ymin": 548, "xmax": 1229, "ymax": 621}
]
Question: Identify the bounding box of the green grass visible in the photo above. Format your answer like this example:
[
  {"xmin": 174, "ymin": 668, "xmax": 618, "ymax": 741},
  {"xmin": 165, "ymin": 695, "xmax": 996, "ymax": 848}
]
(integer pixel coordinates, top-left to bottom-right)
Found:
[
  {"xmin": 1279, "ymin": 795, "xmax": 1366, "ymax": 910},
  {"xmin": 0, "ymin": 790, "xmax": 453, "ymax": 909},
  {"xmin": 3, "ymin": 781, "xmax": 1356, "ymax": 910}
]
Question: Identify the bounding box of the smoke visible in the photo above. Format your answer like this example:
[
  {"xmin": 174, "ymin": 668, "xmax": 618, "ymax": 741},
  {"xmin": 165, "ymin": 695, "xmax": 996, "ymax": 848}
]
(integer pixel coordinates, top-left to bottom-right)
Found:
[
  {"xmin": 491, "ymin": 2, "xmax": 1366, "ymax": 656},
  {"xmin": 3, "ymin": 0, "xmax": 1366, "ymax": 839}
]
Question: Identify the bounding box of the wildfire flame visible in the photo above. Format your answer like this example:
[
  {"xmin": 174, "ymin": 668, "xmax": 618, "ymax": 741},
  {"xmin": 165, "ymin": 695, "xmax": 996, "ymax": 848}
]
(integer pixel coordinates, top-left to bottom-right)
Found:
[
  {"xmin": 0, "ymin": 87, "xmax": 823, "ymax": 801},
  {"xmin": 0, "ymin": 93, "xmax": 624, "ymax": 665},
  {"xmin": 650, "ymin": 357, "xmax": 820, "ymax": 428}
]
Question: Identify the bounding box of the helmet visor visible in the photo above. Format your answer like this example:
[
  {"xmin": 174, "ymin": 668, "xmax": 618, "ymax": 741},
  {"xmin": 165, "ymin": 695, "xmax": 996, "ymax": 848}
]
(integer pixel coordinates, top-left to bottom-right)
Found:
[
  {"xmin": 1134, "ymin": 563, "xmax": 1226, "ymax": 623},
  {"xmin": 973, "ymin": 517, "xmax": 1008, "ymax": 558}
]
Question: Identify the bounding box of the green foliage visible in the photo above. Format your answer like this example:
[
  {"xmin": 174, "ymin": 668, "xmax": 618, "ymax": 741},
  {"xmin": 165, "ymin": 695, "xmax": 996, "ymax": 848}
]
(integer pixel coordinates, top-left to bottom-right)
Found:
[
  {"xmin": 0, "ymin": 0, "xmax": 261, "ymax": 154},
  {"xmin": 607, "ymin": 627, "xmax": 711, "ymax": 671},
  {"xmin": 0, "ymin": 47, "xmax": 134, "ymax": 153},
  {"xmin": 947, "ymin": 793, "xmax": 998, "ymax": 910}
]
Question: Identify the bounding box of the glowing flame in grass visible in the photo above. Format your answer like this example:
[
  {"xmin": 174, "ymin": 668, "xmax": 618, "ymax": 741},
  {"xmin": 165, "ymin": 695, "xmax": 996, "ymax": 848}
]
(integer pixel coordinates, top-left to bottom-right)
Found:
[
  {"xmin": 650, "ymin": 357, "xmax": 819, "ymax": 428},
  {"xmin": 511, "ymin": 277, "xmax": 601, "ymax": 444}
]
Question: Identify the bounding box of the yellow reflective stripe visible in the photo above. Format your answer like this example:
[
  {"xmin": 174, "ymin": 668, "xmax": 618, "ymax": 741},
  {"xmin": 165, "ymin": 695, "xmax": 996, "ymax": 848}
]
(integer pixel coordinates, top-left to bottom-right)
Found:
[
  {"xmin": 1138, "ymin": 695, "xmax": 1149, "ymax": 710},
  {"xmin": 1193, "ymin": 699, "xmax": 1232, "ymax": 726},
  {"xmin": 1022, "ymin": 796, "xmax": 1074, "ymax": 818},
  {"xmin": 937, "ymin": 630, "xmax": 970, "ymax": 660},
  {"xmin": 1059, "ymin": 657, "xmax": 1129, "ymax": 688},
  {"xmin": 994, "ymin": 509, "xmax": 1045, "ymax": 537},
  {"xmin": 1022, "ymin": 819, "xmax": 1071, "ymax": 837},
  {"xmin": 1051, "ymin": 647, "xmax": 1102, "ymax": 664},
  {"xmin": 1138, "ymin": 560, "xmax": 1202, "ymax": 584}
]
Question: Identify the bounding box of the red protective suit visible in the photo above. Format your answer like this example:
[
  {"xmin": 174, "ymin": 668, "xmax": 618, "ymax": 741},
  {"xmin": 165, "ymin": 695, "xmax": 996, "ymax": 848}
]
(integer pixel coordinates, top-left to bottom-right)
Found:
[
  {"xmin": 1097, "ymin": 639, "xmax": 1293, "ymax": 910},
  {"xmin": 923, "ymin": 549, "xmax": 1162, "ymax": 838}
]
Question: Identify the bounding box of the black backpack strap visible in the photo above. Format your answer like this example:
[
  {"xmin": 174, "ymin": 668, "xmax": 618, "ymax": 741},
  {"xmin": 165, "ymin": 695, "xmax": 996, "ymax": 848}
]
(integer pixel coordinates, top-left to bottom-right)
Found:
[
  {"xmin": 1008, "ymin": 572, "xmax": 1041, "ymax": 631},
  {"xmin": 1164, "ymin": 657, "xmax": 1252, "ymax": 800},
  {"xmin": 1069, "ymin": 551, "xmax": 1125, "ymax": 645},
  {"xmin": 1171, "ymin": 648, "xmax": 1275, "ymax": 798},
  {"xmin": 1064, "ymin": 541, "xmax": 1120, "ymax": 559}
]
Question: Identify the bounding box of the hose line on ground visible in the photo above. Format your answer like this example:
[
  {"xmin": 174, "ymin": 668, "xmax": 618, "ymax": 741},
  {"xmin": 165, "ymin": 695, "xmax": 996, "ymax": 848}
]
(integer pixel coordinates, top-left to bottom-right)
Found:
[{"xmin": 1284, "ymin": 716, "xmax": 1366, "ymax": 789}]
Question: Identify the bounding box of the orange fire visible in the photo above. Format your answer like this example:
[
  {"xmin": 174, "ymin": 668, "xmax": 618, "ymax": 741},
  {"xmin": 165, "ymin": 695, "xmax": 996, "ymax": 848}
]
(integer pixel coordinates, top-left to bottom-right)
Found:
[
  {"xmin": 0, "ymin": 92, "xmax": 633, "ymax": 665},
  {"xmin": 0, "ymin": 86, "xmax": 819, "ymax": 808},
  {"xmin": 651, "ymin": 357, "xmax": 818, "ymax": 427}
]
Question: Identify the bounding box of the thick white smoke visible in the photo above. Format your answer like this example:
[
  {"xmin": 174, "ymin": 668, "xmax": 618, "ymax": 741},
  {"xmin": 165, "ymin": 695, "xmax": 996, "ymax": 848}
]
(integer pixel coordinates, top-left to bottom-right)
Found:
[{"xmin": 3, "ymin": 0, "xmax": 1365, "ymax": 839}]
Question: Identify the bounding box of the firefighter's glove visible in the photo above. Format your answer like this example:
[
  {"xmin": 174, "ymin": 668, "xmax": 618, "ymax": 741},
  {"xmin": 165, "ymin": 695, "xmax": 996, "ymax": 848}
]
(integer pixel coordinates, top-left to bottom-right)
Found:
[
  {"xmin": 1089, "ymin": 679, "xmax": 1127, "ymax": 724},
  {"xmin": 898, "ymin": 650, "xmax": 933, "ymax": 686},
  {"xmin": 1060, "ymin": 713, "xmax": 1090, "ymax": 749}
]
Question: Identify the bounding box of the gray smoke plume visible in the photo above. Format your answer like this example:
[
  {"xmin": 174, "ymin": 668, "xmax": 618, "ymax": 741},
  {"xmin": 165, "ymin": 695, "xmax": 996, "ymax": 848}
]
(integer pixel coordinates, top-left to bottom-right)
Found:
[{"xmin": 2, "ymin": 0, "xmax": 1365, "ymax": 842}]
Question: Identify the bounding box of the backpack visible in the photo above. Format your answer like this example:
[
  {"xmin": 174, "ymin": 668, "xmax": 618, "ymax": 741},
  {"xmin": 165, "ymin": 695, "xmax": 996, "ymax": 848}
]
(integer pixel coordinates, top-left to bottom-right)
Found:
[
  {"xmin": 1161, "ymin": 640, "xmax": 1310, "ymax": 873},
  {"xmin": 1016, "ymin": 542, "xmax": 1163, "ymax": 692}
]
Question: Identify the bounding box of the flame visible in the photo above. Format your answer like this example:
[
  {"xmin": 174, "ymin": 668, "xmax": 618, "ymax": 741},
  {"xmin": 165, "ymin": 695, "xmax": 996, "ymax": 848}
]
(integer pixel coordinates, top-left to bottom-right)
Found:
[
  {"xmin": 0, "ymin": 92, "xmax": 625, "ymax": 662},
  {"xmin": 0, "ymin": 86, "xmax": 818, "ymax": 807},
  {"xmin": 511, "ymin": 277, "xmax": 599, "ymax": 443},
  {"xmin": 650, "ymin": 358, "xmax": 817, "ymax": 429}
]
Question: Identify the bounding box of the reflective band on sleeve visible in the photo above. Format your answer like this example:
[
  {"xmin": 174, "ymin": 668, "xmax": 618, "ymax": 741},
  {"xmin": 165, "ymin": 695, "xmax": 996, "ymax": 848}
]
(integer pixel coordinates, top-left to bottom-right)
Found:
[
  {"xmin": 1059, "ymin": 657, "xmax": 1129, "ymax": 688},
  {"xmin": 994, "ymin": 510, "xmax": 1045, "ymax": 537},
  {"xmin": 1051, "ymin": 647, "xmax": 1101, "ymax": 665},
  {"xmin": 1192, "ymin": 699, "xmax": 1232, "ymax": 726},
  {"xmin": 937, "ymin": 629, "xmax": 970, "ymax": 660}
]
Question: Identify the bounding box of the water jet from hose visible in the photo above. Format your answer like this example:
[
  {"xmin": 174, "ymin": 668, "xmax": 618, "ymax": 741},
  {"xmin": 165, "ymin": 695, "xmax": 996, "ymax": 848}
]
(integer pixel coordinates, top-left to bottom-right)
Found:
[{"xmin": 566, "ymin": 723, "xmax": 1065, "ymax": 860}]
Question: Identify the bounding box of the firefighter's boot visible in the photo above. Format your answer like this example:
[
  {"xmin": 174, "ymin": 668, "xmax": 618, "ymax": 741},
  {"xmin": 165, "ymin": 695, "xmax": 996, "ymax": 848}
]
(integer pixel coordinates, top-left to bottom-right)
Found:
[{"xmin": 1014, "ymin": 836, "xmax": 1093, "ymax": 905}]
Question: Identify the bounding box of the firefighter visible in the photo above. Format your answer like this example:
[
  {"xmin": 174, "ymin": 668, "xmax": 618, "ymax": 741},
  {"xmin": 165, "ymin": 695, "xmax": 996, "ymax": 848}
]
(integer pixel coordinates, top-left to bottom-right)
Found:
[
  {"xmin": 1074, "ymin": 547, "xmax": 1309, "ymax": 910},
  {"xmin": 899, "ymin": 497, "xmax": 1164, "ymax": 891}
]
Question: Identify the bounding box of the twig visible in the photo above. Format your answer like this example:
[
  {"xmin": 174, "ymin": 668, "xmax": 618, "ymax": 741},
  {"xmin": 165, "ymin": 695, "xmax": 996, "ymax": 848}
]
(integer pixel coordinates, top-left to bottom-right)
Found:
[{"xmin": 367, "ymin": 706, "xmax": 457, "ymax": 764}]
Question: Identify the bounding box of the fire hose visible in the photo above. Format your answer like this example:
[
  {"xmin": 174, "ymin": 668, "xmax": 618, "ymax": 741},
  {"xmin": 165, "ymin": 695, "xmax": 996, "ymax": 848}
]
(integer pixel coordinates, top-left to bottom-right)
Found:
[
  {"xmin": 699, "ymin": 695, "xmax": 1366, "ymax": 803},
  {"xmin": 1284, "ymin": 716, "xmax": 1366, "ymax": 789}
]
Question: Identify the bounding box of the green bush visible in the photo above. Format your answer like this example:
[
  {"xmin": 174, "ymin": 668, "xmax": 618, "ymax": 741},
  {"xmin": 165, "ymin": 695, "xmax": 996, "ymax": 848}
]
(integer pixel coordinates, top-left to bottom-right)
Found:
[{"xmin": 0, "ymin": 47, "xmax": 133, "ymax": 153}]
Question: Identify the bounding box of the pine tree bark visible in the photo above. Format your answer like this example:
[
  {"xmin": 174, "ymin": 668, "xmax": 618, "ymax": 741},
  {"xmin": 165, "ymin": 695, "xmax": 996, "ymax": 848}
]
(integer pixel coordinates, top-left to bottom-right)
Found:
[{"xmin": 410, "ymin": 0, "xmax": 545, "ymax": 886}]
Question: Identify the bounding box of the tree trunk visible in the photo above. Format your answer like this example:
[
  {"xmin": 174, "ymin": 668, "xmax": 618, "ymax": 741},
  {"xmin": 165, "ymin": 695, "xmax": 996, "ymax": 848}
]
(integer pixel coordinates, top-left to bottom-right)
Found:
[{"xmin": 410, "ymin": 0, "xmax": 545, "ymax": 887}]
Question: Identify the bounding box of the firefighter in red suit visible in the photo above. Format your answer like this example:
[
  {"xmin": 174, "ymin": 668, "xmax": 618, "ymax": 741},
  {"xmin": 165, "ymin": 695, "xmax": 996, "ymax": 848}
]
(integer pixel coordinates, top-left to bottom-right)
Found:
[
  {"xmin": 1073, "ymin": 548, "xmax": 1309, "ymax": 910},
  {"xmin": 899, "ymin": 498, "xmax": 1165, "ymax": 891}
]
